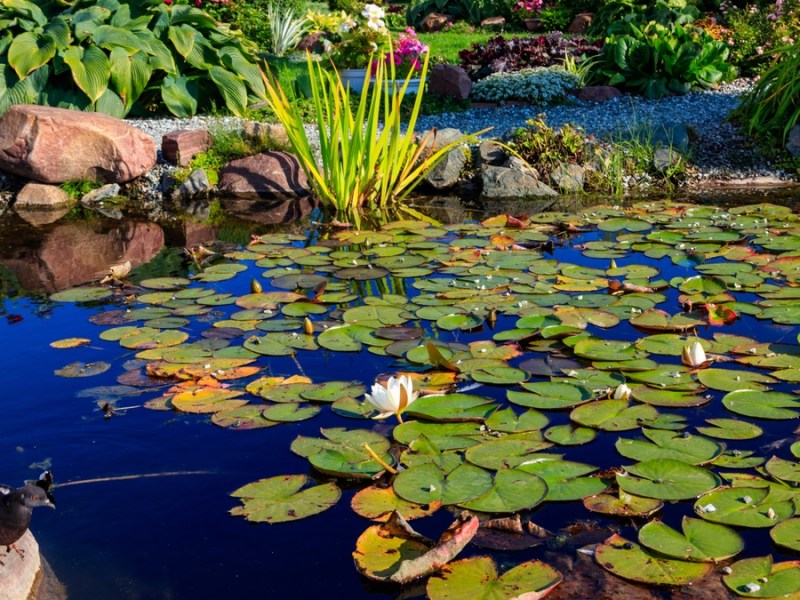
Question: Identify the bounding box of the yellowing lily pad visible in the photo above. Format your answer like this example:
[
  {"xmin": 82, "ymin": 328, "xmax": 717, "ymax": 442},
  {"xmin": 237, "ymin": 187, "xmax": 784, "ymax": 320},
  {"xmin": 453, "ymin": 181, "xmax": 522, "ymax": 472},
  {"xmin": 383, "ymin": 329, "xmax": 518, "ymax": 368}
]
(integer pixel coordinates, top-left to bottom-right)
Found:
[{"xmin": 230, "ymin": 474, "xmax": 340, "ymax": 523}]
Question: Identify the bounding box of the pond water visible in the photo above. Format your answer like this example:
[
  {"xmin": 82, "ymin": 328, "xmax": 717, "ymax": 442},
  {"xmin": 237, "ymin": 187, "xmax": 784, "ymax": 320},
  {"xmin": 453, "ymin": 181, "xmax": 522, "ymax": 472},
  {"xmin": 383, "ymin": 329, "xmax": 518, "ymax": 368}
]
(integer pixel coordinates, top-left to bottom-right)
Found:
[{"xmin": 3, "ymin": 196, "xmax": 800, "ymax": 598}]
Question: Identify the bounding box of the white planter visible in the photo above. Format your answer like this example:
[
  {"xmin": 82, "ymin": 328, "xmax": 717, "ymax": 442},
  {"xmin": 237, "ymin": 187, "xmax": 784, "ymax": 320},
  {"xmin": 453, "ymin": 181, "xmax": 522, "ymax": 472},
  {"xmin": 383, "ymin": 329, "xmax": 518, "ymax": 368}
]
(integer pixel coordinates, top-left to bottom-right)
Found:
[{"xmin": 338, "ymin": 69, "xmax": 422, "ymax": 95}]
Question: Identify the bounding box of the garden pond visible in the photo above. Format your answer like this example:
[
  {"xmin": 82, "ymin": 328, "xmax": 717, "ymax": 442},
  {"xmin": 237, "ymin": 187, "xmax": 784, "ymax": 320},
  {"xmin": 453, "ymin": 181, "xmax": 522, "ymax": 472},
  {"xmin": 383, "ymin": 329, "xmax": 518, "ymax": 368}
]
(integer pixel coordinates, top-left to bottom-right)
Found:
[{"xmin": 4, "ymin": 195, "xmax": 800, "ymax": 598}]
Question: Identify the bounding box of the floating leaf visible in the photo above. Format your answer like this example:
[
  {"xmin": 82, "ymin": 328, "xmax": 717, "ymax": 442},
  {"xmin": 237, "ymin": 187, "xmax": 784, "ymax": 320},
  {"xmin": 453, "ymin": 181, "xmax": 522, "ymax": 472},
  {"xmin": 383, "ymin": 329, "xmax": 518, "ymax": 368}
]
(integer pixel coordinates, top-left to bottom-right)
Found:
[
  {"xmin": 694, "ymin": 486, "xmax": 794, "ymax": 527},
  {"xmin": 460, "ymin": 468, "xmax": 549, "ymax": 513},
  {"xmin": 544, "ymin": 424, "xmax": 596, "ymax": 446},
  {"xmin": 261, "ymin": 402, "xmax": 320, "ymax": 422},
  {"xmin": 723, "ymin": 556, "xmax": 800, "ymax": 598},
  {"xmin": 615, "ymin": 430, "xmax": 723, "ymax": 464},
  {"xmin": 616, "ymin": 459, "xmax": 722, "ymax": 500},
  {"xmin": 770, "ymin": 518, "xmax": 800, "ymax": 552},
  {"xmin": 50, "ymin": 287, "xmax": 112, "ymax": 302},
  {"xmin": 517, "ymin": 460, "xmax": 607, "ymax": 501},
  {"xmin": 50, "ymin": 338, "xmax": 91, "ymax": 349},
  {"xmin": 464, "ymin": 437, "xmax": 553, "ymax": 470},
  {"xmin": 595, "ymin": 534, "xmax": 711, "ymax": 585},
  {"xmin": 393, "ymin": 463, "xmax": 493, "ymax": 506},
  {"xmin": 570, "ymin": 400, "xmax": 659, "ymax": 431},
  {"xmin": 722, "ymin": 390, "xmax": 800, "ymax": 419},
  {"xmin": 211, "ymin": 406, "xmax": 278, "ymax": 430},
  {"xmin": 583, "ymin": 489, "xmax": 663, "ymax": 517},
  {"xmin": 171, "ymin": 388, "xmax": 248, "ymax": 414},
  {"xmin": 351, "ymin": 486, "xmax": 441, "ymax": 521},
  {"xmin": 638, "ymin": 516, "xmax": 743, "ymax": 562},
  {"xmin": 426, "ymin": 556, "xmax": 562, "ymax": 600},
  {"xmin": 697, "ymin": 368, "xmax": 776, "ymax": 392},
  {"xmin": 509, "ymin": 382, "xmax": 593, "ymax": 410},
  {"xmin": 55, "ymin": 361, "xmax": 111, "ymax": 378},
  {"xmin": 696, "ymin": 418, "xmax": 763, "ymax": 440},
  {"xmin": 405, "ymin": 393, "xmax": 498, "ymax": 422},
  {"xmin": 230, "ymin": 474, "xmax": 340, "ymax": 523}
]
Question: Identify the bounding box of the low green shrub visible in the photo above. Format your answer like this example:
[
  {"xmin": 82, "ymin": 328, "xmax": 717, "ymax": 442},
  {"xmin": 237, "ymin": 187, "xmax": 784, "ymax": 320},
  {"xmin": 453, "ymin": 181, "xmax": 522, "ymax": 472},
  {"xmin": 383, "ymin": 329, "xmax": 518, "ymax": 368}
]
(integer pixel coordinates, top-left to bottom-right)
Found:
[
  {"xmin": 470, "ymin": 67, "xmax": 578, "ymax": 102},
  {"xmin": 0, "ymin": 0, "xmax": 267, "ymax": 118},
  {"xmin": 538, "ymin": 5, "xmax": 572, "ymax": 31}
]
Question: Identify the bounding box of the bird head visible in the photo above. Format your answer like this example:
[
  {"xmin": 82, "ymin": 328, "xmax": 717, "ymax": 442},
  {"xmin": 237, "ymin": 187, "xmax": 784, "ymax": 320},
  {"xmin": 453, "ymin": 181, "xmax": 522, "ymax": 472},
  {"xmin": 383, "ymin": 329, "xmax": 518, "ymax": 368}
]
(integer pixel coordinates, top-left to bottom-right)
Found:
[{"xmin": 16, "ymin": 485, "xmax": 55, "ymax": 510}]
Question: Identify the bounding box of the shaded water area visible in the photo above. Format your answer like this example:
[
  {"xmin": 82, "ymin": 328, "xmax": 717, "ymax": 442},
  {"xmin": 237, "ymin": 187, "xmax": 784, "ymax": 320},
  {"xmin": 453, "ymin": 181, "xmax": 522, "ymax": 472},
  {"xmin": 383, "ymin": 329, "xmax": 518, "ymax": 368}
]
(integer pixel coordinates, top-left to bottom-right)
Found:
[{"xmin": 1, "ymin": 191, "xmax": 800, "ymax": 598}]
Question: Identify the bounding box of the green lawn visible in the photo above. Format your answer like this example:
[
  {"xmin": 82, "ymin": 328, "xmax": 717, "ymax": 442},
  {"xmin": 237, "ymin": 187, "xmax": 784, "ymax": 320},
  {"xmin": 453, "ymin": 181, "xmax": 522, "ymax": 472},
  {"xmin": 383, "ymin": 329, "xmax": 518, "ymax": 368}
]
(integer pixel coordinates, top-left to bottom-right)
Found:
[{"xmin": 417, "ymin": 31, "xmax": 498, "ymax": 64}]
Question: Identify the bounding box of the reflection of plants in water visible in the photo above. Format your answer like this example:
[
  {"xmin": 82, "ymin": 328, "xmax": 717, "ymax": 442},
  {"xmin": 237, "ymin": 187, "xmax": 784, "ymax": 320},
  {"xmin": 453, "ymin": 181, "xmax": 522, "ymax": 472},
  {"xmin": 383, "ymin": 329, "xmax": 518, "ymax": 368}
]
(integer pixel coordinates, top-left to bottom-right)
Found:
[
  {"xmin": 128, "ymin": 248, "xmax": 188, "ymax": 285},
  {"xmin": 49, "ymin": 202, "xmax": 800, "ymax": 596}
]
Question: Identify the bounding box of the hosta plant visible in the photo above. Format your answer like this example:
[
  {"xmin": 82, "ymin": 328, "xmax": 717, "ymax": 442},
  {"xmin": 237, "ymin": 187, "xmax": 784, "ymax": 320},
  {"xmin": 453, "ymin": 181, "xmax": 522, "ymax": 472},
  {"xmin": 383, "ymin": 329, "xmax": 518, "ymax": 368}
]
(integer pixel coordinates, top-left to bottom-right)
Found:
[{"xmin": 0, "ymin": 0, "xmax": 267, "ymax": 118}]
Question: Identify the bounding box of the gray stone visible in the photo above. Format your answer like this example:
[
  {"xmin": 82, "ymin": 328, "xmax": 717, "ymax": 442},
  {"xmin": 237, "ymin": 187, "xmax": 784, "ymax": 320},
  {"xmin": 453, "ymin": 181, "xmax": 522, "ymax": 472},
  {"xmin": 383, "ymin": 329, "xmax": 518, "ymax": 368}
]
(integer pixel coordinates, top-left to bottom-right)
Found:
[
  {"xmin": 171, "ymin": 168, "xmax": 212, "ymax": 202},
  {"xmin": 242, "ymin": 122, "xmax": 290, "ymax": 148},
  {"xmin": 787, "ymin": 124, "xmax": 800, "ymax": 158},
  {"xmin": 572, "ymin": 85, "xmax": 622, "ymax": 103},
  {"xmin": 652, "ymin": 147, "xmax": 682, "ymax": 173},
  {"xmin": 425, "ymin": 148, "xmax": 467, "ymax": 190},
  {"xmin": 80, "ymin": 183, "xmax": 120, "ymax": 205},
  {"xmin": 14, "ymin": 183, "xmax": 71, "ymax": 210},
  {"xmin": 427, "ymin": 65, "xmax": 472, "ymax": 101},
  {"xmin": 550, "ymin": 162, "xmax": 585, "ymax": 193},
  {"xmin": 481, "ymin": 165, "xmax": 557, "ymax": 200},
  {"xmin": 478, "ymin": 140, "xmax": 507, "ymax": 167}
]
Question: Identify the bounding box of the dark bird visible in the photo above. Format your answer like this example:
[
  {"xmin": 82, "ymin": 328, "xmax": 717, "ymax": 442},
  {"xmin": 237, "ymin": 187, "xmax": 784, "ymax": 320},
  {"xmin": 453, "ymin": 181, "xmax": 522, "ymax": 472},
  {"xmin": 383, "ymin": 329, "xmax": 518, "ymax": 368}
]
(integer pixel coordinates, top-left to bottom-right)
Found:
[{"xmin": 0, "ymin": 483, "xmax": 55, "ymax": 557}]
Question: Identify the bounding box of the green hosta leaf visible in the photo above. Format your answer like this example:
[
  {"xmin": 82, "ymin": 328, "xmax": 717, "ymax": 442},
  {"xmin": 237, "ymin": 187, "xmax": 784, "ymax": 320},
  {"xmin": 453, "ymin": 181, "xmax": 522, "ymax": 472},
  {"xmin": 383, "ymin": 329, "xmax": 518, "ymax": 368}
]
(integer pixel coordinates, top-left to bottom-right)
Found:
[
  {"xmin": 63, "ymin": 46, "xmax": 110, "ymax": 103},
  {"xmin": 638, "ymin": 517, "xmax": 743, "ymax": 562},
  {"xmin": 109, "ymin": 48, "xmax": 152, "ymax": 110},
  {"xmin": 723, "ymin": 556, "xmax": 800, "ymax": 598},
  {"xmin": 595, "ymin": 534, "xmax": 711, "ymax": 585},
  {"xmin": 694, "ymin": 486, "xmax": 794, "ymax": 527},
  {"xmin": 426, "ymin": 557, "xmax": 562, "ymax": 600},
  {"xmin": 209, "ymin": 66, "xmax": 247, "ymax": 116},
  {"xmin": 615, "ymin": 430, "xmax": 723, "ymax": 464},
  {"xmin": 230, "ymin": 474, "xmax": 340, "ymax": 523},
  {"xmin": 161, "ymin": 75, "xmax": 198, "ymax": 117},
  {"xmin": 7, "ymin": 31, "xmax": 57, "ymax": 78},
  {"xmin": 616, "ymin": 459, "xmax": 722, "ymax": 500}
]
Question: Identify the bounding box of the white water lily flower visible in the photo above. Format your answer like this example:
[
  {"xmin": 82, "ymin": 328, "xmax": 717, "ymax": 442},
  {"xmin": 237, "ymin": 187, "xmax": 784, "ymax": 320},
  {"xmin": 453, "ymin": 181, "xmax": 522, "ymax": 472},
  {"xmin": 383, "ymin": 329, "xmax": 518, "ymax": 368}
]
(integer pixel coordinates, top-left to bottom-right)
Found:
[
  {"xmin": 613, "ymin": 383, "xmax": 632, "ymax": 401},
  {"xmin": 365, "ymin": 375, "xmax": 418, "ymax": 423},
  {"xmin": 681, "ymin": 341, "xmax": 707, "ymax": 368}
]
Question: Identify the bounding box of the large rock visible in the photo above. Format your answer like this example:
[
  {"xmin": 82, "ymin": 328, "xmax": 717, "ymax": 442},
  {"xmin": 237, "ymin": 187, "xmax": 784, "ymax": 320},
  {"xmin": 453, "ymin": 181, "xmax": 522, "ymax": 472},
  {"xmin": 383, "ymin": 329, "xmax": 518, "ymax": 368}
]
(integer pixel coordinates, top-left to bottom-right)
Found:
[
  {"xmin": 217, "ymin": 152, "xmax": 317, "ymax": 224},
  {"xmin": 0, "ymin": 105, "xmax": 156, "ymax": 184},
  {"xmin": 550, "ymin": 162, "xmax": 585, "ymax": 193},
  {"xmin": 14, "ymin": 183, "xmax": 71, "ymax": 210},
  {"xmin": 567, "ymin": 12, "xmax": 592, "ymax": 33},
  {"xmin": 572, "ymin": 85, "xmax": 622, "ymax": 103},
  {"xmin": 428, "ymin": 65, "xmax": 472, "ymax": 101},
  {"xmin": 481, "ymin": 164, "xmax": 557, "ymax": 200}
]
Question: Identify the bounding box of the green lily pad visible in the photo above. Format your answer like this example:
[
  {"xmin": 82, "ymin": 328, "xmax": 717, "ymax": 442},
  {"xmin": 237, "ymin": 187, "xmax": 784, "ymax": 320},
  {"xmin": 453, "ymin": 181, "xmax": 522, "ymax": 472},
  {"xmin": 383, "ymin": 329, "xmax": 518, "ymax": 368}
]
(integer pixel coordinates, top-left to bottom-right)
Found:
[
  {"xmin": 638, "ymin": 516, "xmax": 743, "ymax": 562},
  {"xmin": 509, "ymin": 382, "xmax": 594, "ymax": 410},
  {"xmin": 697, "ymin": 368, "xmax": 776, "ymax": 392},
  {"xmin": 484, "ymin": 407, "xmax": 549, "ymax": 433},
  {"xmin": 460, "ymin": 468, "xmax": 549, "ymax": 513},
  {"xmin": 517, "ymin": 460, "xmax": 607, "ymax": 501},
  {"xmin": 405, "ymin": 393, "xmax": 498, "ymax": 422},
  {"xmin": 615, "ymin": 430, "xmax": 723, "ymax": 464},
  {"xmin": 470, "ymin": 367, "xmax": 528, "ymax": 385},
  {"xmin": 630, "ymin": 309, "xmax": 705, "ymax": 332},
  {"xmin": 571, "ymin": 400, "xmax": 659, "ymax": 431},
  {"xmin": 393, "ymin": 422, "xmax": 487, "ymax": 450},
  {"xmin": 544, "ymin": 424, "xmax": 597, "ymax": 446},
  {"xmin": 211, "ymin": 406, "xmax": 279, "ymax": 430},
  {"xmin": 261, "ymin": 402, "xmax": 320, "ymax": 422},
  {"xmin": 583, "ymin": 489, "xmax": 663, "ymax": 517},
  {"xmin": 616, "ymin": 459, "xmax": 722, "ymax": 500},
  {"xmin": 464, "ymin": 437, "xmax": 553, "ymax": 470},
  {"xmin": 426, "ymin": 557, "xmax": 562, "ymax": 600},
  {"xmin": 54, "ymin": 361, "xmax": 111, "ymax": 378},
  {"xmin": 351, "ymin": 486, "xmax": 441, "ymax": 521},
  {"xmin": 51, "ymin": 287, "xmax": 113, "ymax": 302},
  {"xmin": 722, "ymin": 390, "xmax": 800, "ymax": 419},
  {"xmin": 696, "ymin": 418, "xmax": 763, "ymax": 440},
  {"xmin": 630, "ymin": 386, "xmax": 710, "ymax": 408},
  {"xmin": 694, "ymin": 486, "xmax": 794, "ymax": 527},
  {"xmin": 230, "ymin": 474, "xmax": 340, "ymax": 523},
  {"xmin": 393, "ymin": 463, "xmax": 493, "ymax": 506},
  {"xmin": 317, "ymin": 326, "xmax": 363, "ymax": 352},
  {"xmin": 301, "ymin": 381, "xmax": 366, "ymax": 403},
  {"xmin": 723, "ymin": 556, "xmax": 800, "ymax": 597},
  {"xmin": 770, "ymin": 518, "xmax": 800, "ymax": 552},
  {"xmin": 765, "ymin": 456, "xmax": 800, "ymax": 485},
  {"xmin": 595, "ymin": 534, "xmax": 711, "ymax": 585}
]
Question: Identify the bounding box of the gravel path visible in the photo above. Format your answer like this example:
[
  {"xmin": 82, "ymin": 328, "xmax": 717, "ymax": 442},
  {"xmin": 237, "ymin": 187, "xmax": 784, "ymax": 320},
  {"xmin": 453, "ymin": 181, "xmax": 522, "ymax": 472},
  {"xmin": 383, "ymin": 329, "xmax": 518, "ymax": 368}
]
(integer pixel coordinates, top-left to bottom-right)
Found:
[{"xmin": 126, "ymin": 79, "xmax": 785, "ymax": 183}]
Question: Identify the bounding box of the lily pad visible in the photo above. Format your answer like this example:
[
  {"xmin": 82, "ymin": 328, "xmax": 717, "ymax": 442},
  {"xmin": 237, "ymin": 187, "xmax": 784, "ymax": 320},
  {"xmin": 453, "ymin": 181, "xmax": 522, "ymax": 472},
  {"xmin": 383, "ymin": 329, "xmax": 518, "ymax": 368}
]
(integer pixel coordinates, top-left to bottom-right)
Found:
[
  {"xmin": 393, "ymin": 463, "xmax": 494, "ymax": 506},
  {"xmin": 722, "ymin": 390, "xmax": 800, "ymax": 420},
  {"xmin": 261, "ymin": 402, "xmax": 320, "ymax": 422},
  {"xmin": 50, "ymin": 287, "xmax": 113, "ymax": 302},
  {"xmin": 570, "ymin": 400, "xmax": 659, "ymax": 431},
  {"xmin": 694, "ymin": 486, "xmax": 794, "ymax": 527},
  {"xmin": 583, "ymin": 489, "xmax": 663, "ymax": 517},
  {"xmin": 509, "ymin": 382, "xmax": 594, "ymax": 410},
  {"xmin": 723, "ymin": 556, "xmax": 800, "ymax": 598},
  {"xmin": 426, "ymin": 557, "xmax": 562, "ymax": 600},
  {"xmin": 460, "ymin": 468, "xmax": 549, "ymax": 514},
  {"xmin": 230, "ymin": 474, "xmax": 340, "ymax": 523},
  {"xmin": 614, "ymin": 430, "xmax": 723, "ymax": 464},
  {"xmin": 595, "ymin": 534, "xmax": 711, "ymax": 585},
  {"xmin": 696, "ymin": 418, "xmax": 763, "ymax": 440},
  {"xmin": 351, "ymin": 486, "xmax": 441, "ymax": 521},
  {"xmin": 770, "ymin": 518, "xmax": 800, "ymax": 552},
  {"xmin": 616, "ymin": 459, "xmax": 722, "ymax": 500},
  {"xmin": 405, "ymin": 393, "xmax": 498, "ymax": 422},
  {"xmin": 638, "ymin": 516, "xmax": 743, "ymax": 562}
]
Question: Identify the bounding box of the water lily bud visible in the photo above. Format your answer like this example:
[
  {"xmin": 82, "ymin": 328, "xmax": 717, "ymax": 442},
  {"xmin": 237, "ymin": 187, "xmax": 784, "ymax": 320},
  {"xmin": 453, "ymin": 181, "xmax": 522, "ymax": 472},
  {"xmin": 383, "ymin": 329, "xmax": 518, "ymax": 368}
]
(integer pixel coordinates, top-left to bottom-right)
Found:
[
  {"xmin": 303, "ymin": 317, "xmax": 314, "ymax": 336},
  {"xmin": 250, "ymin": 278, "xmax": 263, "ymax": 293},
  {"xmin": 681, "ymin": 341, "xmax": 707, "ymax": 368},
  {"xmin": 613, "ymin": 383, "xmax": 632, "ymax": 401}
]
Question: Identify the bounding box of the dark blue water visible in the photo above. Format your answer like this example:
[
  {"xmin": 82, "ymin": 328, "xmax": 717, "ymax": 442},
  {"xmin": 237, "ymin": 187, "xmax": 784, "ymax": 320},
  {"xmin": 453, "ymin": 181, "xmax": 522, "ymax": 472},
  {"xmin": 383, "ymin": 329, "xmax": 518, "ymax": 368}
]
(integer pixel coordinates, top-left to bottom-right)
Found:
[{"xmin": 1, "ymin": 208, "xmax": 799, "ymax": 598}]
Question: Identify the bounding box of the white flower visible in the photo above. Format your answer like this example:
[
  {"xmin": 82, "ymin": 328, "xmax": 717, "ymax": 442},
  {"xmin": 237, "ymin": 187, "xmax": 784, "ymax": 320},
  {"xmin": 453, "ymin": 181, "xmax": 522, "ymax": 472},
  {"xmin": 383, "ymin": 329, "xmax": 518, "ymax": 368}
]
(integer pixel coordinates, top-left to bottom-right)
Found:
[
  {"xmin": 613, "ymin": 383, "xmax": 632, "ymax": 401},
  {"xmin": 365, "ymin": 375, "xmax": 418, "ymax": 422},
  {"xmin": 681, "ymin": 341, "xmax": 707, "ymax": 368},
  {"xmin": 366, "ymin": 17, "xmax": 385, "ymax": 31},
  {"xmin": 361, "ymin": 3, "xmax": 385, "ymax": 19},
  {"xmin": 338, "ymin": 13, "xmax": 357, "ymax": 32},
  {"xmin": 322, "ymin": 38, "xmax": 334, "ymax": 54}
]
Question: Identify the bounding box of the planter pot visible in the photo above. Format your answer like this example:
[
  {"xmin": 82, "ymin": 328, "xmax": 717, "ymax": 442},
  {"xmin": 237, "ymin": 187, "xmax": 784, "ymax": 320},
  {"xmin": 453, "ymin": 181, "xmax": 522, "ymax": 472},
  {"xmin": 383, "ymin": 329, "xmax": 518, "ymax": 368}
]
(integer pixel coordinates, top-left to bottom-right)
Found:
[
  {"xmin": 339, "ymin": 69, "xmax": 422, "ymax": 95},
  {"xmin": 524, "ymin": 17, "xmax": 542, "ymax": 31}
]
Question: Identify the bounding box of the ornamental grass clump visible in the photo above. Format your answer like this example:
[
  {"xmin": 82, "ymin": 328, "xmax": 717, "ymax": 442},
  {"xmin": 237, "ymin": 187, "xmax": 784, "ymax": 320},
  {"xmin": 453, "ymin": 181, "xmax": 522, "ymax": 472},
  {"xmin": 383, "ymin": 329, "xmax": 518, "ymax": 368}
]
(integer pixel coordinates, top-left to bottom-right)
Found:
[
  {"xmin": 470, "ymin": 67, "xmax": 578, "ymax": 103},
  {"xmin": 260, "ymin": 51, "xmax": 484, "ymax": 226}
]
